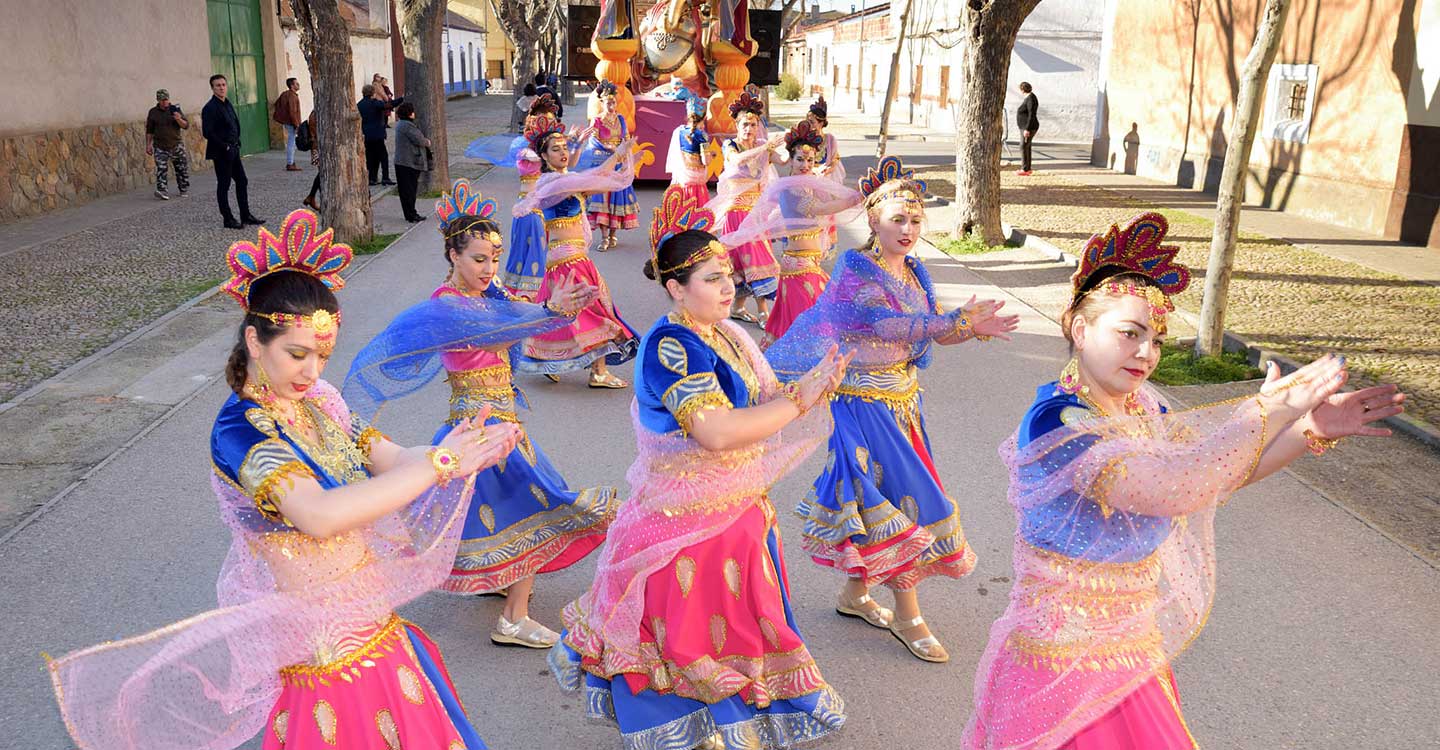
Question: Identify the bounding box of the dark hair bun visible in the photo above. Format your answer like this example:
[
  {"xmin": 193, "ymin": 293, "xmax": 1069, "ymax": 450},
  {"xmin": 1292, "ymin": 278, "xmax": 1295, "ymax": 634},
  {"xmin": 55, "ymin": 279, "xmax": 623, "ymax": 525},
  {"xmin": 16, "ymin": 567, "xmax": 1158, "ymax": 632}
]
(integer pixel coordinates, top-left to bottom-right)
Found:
[{"xmin": 642, "ymin": 258, "xmax": 659, "ymax": 281}]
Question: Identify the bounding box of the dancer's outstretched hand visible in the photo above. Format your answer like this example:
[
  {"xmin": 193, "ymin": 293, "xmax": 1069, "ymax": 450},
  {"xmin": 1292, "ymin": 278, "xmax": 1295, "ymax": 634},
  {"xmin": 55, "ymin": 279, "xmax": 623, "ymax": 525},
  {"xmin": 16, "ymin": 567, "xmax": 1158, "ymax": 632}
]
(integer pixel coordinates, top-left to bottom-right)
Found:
[
  {"xmin": 1258, "ymin": 355, "xmax": 1349, "ymax": 425},
  {"xmin": 549, "ymin": 271, "xmax": 599, "ymax": 315},
  {"xmin": 796, "ymin": 344, "xmax": 853, "ymax": 411},
  {"xmin": 1308, "ymin": 383, "xmax": 1405, "ymax": 440}
]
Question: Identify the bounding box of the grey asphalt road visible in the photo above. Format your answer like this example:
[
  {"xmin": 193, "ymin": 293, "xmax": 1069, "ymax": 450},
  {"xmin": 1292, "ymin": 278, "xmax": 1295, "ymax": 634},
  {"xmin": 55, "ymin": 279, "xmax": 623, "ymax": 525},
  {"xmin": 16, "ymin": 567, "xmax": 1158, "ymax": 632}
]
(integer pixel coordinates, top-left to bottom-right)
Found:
[{"xmin": 2, "ymin": 144, "xmax": 1437, "ymax": 750}]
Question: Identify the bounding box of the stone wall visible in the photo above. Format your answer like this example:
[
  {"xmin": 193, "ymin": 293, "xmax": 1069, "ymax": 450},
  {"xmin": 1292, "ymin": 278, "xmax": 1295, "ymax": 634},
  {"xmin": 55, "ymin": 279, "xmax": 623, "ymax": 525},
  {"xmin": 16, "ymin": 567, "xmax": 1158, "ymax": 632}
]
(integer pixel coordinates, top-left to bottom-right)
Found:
[{"xmin": 0, "ymin": 122, "xmax": 210, "ymax": 223}]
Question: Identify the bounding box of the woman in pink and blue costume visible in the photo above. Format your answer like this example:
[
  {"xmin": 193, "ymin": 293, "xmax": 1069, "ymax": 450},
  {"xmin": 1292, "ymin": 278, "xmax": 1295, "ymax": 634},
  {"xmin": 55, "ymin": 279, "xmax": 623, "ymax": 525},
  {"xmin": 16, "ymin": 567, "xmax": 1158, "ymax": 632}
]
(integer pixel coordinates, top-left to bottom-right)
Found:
[
  {"xmin": 720, "ymin": 120, "xmax": 864, "ymax": 344},
  {"xmin": 961, "ymin": 213, "xmax": 1405, "ymax": 750},
  {"xmin": 578, "ymin": 80, "xmax": 640, "ymax": 250},
  {"xmin": 707, "ymin": 91, "xmax": 785, "ymax": 327},
  {"xmin": 767, "ymin": 157, "xmax": 1020, "ymax": 665},
  {"xmin": 418, "ymin": 180, "xmax": 620, "ymax": 648},
  {"xmin": 551, "ymin": 189, "xmax": 851, "ymax": 750},
  {"xmin": 667, "ymin": 93, "xmax": 713, "ymax": 207},
  {"xmin": 513, "ymin": 118, "xmax": 639, "ymax": 388},
  {"xmin": 44, "ymin": 209, "xmax": 574, "ymax": 750}
]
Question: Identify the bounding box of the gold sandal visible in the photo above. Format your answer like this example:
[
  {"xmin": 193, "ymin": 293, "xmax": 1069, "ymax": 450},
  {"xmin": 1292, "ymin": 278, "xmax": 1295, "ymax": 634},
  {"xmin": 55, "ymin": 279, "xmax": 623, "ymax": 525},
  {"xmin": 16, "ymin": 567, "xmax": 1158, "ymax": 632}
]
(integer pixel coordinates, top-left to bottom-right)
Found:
[
  {"xmin": 543, "ymin": 374, "xmax": 561, "ymax": 383},
  {"xmin": 490, "ymin": 615, "xmax": 560, "ymax": 649},
  {"xmin": 730, "ymin": 308, "xmax": 760, "ymax": 325},
  {"xmin": 889, "ymin": 615, "xmax": 949, "ymax": 663},
  {"xmin": 588, "ymin": 372, "xmax": 629, "ymax": 389},
  {"xmin": 836, "ymin": 591, "xmax": 894, "ymax": 629}
]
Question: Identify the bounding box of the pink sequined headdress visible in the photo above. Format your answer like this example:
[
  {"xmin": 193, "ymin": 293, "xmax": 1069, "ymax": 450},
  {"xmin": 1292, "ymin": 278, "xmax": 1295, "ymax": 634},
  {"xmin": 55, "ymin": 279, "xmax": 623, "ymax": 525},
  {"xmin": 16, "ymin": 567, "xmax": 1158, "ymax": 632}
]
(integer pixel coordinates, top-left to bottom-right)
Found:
[
  {"xmin": 222, "ymin": 209, "xmax": 354, "ymax": 348},
  {"xmin": 434, "ymin": 178, "xmax": 501, "ymax": 247},
  {"xmin": 649, "ymin": 185, "xmax": 724, "ymax": 279}
]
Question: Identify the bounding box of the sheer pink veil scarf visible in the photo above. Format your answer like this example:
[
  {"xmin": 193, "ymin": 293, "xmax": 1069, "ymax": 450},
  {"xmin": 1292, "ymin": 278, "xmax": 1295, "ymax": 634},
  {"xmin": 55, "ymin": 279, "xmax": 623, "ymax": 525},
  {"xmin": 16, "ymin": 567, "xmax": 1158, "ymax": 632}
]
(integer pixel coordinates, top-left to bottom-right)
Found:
[
  {"xmin": 715, "ymin": 174, "xmax": 863, "ymax": 252},
  {"xmin": 705, "ymin": 135, "xmax": 780, "ymax": 219},
  {"xmin": 48, "ymin": 381, "xmax": 476, "ymax": 750},
  {"xmin": 511, "ymin": 157, "xmax": 636, "ymax": 218},
  {"xmin": 962, "ymin": 387, "xmax": 1269, "ymax": 750},
  {"xmin": 821, "ymin": 133, "xmax": 846, "ymax": 184},
  {"xmin": 566, "ymin": 322, "xmax": 831, "ymax": 676},
  {"xmin": 665, "ymin": 125, "xmax": 708, "ymax": 186}
]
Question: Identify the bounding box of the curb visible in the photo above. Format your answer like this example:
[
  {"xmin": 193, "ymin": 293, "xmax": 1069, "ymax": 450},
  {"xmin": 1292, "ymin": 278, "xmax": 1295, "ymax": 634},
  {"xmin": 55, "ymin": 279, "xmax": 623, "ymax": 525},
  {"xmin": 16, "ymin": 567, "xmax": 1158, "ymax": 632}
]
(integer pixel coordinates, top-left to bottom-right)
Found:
[{"xmin": 999, "ymin": 221, "xmax": 1440, "ymax": 451}]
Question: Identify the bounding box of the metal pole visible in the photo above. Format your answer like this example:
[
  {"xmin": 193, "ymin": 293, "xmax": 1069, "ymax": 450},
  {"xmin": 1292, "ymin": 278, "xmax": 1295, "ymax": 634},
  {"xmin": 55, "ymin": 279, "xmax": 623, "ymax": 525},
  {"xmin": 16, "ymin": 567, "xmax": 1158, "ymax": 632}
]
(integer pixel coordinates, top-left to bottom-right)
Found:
[{"xmin": 856, "ymin": 0, "xmax": 867, "ymax": 113}]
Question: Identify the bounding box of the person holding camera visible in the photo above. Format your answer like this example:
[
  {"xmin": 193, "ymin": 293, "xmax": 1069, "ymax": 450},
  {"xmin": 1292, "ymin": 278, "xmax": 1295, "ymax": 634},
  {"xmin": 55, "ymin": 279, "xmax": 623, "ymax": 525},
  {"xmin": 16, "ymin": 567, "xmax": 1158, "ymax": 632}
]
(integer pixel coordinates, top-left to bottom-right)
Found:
[{"xmin": 145, "ymin": 89, "xmax": 190, "ymax": 200}]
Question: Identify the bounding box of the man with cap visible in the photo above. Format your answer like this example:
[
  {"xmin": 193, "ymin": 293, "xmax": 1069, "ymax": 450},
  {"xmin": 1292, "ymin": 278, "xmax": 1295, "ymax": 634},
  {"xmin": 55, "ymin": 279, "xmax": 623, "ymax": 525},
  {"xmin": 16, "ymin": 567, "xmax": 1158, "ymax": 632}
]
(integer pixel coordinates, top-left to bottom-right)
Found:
[{"xmin": 145, "ymin": 89, "xmax": 191, "ymax": 200}]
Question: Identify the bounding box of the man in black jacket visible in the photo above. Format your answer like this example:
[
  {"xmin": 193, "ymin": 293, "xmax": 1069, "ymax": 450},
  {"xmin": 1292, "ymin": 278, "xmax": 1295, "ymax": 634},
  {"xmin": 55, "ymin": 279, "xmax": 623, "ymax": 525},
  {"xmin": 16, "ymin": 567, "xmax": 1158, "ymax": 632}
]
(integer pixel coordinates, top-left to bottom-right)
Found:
[
  {"xmin": 358, "ymin": 84, "xmax": 402, "ymax": 185},
  {"xmin": 201, "ymin": 74, "xmax": 265, "ymax": 229},
  {"xmin": 1016, "ymin": 81, "xmax": 1039, "ymax": 176}
]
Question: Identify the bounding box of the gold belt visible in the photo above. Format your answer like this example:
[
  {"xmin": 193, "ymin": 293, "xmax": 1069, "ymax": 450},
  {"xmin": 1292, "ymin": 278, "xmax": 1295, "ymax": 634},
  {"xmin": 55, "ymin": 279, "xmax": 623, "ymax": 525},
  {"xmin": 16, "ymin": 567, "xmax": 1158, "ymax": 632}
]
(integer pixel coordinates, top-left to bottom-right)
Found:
[
  {"xmin": 547, "ymin": 214, "xmax": 585, "ymax": 231},
  {"xmin": 279, "ymin": 613, "xmax": 405, "ymax": 682}
]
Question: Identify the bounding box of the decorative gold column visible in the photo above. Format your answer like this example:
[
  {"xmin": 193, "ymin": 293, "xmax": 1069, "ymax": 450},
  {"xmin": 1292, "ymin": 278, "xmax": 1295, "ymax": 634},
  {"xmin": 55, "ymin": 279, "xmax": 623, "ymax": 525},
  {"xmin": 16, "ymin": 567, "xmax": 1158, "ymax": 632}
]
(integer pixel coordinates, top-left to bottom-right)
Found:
[
  {"xmin": 707, "ymin": 38, "xmax": 753, "ymax": 134},
  {"xmin": 591, "ymin": 39, "xmax": 638, "ymax": 125}
]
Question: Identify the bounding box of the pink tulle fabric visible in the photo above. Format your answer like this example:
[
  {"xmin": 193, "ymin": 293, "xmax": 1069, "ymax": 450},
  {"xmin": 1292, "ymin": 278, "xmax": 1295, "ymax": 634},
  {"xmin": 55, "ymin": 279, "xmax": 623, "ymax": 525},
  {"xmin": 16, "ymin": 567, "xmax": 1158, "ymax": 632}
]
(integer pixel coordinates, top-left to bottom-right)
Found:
[
  {"xmin": 564, "ymin": 323, "xmax": 832, "ymax": 678},
  {"xmin": 715, "ymin": 174, "xmax": 863, "ymax": 252},
  {"xmin": 48, "ymin": 381, "xmax": 476, "ymax": 750},
  {"xmin": 962, "ymin": 387, "xmax": 1268, "ymax": 750},
  {"xmin": 517, "ymin": 149, "xmax": 541, "ymax": 179},
  {"xmin": 705, "ymin": 139, "xmax": 780, "ymax": 220},
  {"xmin": 512, "ymin": 159, "xmax": 636, "ymax": 217}
]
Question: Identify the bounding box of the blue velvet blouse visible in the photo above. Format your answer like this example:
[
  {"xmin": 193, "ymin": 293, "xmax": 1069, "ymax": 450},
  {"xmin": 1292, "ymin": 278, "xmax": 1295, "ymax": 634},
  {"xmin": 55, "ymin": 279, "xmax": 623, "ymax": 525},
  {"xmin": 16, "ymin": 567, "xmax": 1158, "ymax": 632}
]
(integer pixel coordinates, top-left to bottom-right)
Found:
[
  {"xmin": 635, "ymin": 316, "xmax": 758, "ymax": 436},
  {"xmin": 1015, "ymin": 382, "xmax": 1173, "ymax": 562}
]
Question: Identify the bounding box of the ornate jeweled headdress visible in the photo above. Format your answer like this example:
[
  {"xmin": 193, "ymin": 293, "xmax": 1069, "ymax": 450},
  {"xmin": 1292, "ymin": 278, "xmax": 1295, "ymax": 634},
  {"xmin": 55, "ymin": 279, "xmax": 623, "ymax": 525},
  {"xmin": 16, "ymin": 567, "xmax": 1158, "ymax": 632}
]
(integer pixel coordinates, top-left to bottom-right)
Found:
[
  {"xmin": 728, "ymin": 91, "xmax": 764, "ymax": 120},
  {"xmin": 858, "ymin": 156, "xmax": 928, "ymax": 214},
  {"xmin": 434, "ymin": 179, "xmax": 500, "ymax": 244},
  {"xmin": 223, "ymin": 209, "xmax": 352, "ymax": 345},
  {"xmin": 525, "ymin": 117, "xmax": 567, "ymax": 155},
  {"xmin": 808, "ymin": 95, "xmax": 828, "ymax": 120},
  {"xmin": 528, "ymin": 93, "xmax": 558, "ymax": 117},
  {"xmin": 649, "ymin": 185, "xmax": 725, "ymax": 278},
  {"xmin": 784, "ymin": 121, "xmax": 824, "ymax": 154},
  {"xmin": 596, "ymin": 79, "xmax": 618, "ymax": 98},
  {"xmin": 685, "ymin": 94, "xmax": 707, "ymax": 118},
  {"xmin": 1070, "ymin": 212, "xmax": 1192, "ymax": 333}
]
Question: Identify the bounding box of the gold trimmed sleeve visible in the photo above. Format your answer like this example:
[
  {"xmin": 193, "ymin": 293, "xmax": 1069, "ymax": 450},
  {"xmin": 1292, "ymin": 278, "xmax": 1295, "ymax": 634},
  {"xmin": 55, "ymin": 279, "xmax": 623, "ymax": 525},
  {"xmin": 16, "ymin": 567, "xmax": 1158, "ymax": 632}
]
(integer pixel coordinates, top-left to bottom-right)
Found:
[
  {"xmin": 237, "ymin": 437, "xmax": 316, "ymax": 524},
  {"xmin": 672, "ymin": 391, "xmax": 734, "ymax": 436}
]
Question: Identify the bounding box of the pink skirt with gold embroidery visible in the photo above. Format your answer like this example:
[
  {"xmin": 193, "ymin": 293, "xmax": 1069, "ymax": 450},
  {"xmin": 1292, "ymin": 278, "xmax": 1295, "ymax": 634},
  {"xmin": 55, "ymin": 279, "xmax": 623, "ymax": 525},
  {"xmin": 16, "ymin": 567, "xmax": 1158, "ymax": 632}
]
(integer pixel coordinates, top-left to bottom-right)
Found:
[{"xmin": 261, "ymin": 616, "xmax": 479, "ymax": 750}]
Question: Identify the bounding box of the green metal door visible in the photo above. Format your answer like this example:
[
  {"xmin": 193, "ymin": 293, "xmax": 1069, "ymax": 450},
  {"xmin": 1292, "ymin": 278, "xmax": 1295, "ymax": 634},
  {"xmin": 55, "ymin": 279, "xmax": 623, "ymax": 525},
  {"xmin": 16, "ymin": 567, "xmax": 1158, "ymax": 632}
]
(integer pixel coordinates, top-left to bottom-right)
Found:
[{"xmin": 207, "ymin": 0, "xmax": 269, "ymax": 155}]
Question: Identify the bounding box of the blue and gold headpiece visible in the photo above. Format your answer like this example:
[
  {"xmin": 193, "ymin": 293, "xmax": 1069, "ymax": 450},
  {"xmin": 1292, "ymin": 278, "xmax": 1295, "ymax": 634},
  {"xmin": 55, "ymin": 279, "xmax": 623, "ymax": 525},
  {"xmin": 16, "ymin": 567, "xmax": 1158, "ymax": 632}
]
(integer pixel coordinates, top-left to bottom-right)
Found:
[
  {"xmin": 649, "ymin": 185, "xmax": 725, "ymax": 280},
  {"xmin": 434, "ymin": 179, "xmax": 501, "ymax": 244},
  {"xmin": 858, "ymin": 156, "xmax": 927, "ymax": 213},
  {"xmin": 1070, "ymin": 212, "xmax": 1192, "ymax": 334}
]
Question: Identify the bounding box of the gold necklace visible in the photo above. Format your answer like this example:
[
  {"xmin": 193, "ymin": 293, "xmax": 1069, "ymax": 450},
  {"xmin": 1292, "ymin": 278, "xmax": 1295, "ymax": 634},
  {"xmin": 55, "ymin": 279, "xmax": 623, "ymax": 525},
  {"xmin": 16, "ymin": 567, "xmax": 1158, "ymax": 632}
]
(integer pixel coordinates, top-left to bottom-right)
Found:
[
  {"xmin": 1077, "ymin": 389, "xmax": 1147, "ymax": 418},
  {"xmin": 672, "ymin": 311, "xmax": 759, "ymax": 405}
]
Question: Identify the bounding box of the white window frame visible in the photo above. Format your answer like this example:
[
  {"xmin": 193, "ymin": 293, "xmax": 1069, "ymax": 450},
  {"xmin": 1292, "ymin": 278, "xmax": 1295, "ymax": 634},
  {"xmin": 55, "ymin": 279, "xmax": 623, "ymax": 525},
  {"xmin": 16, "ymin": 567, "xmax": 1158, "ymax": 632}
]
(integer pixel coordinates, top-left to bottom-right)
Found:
[{"xmin": 1263, "ymin": 63, "xmax": 1319, "ymax": 144}]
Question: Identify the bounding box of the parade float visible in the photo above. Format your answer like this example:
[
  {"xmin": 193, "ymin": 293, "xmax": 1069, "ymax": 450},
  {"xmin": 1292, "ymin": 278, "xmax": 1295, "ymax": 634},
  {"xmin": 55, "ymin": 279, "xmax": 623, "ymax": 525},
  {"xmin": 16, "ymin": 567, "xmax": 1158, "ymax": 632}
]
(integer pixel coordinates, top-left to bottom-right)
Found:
[{"xmin": 585, "ymin": 0, "xmax": 761, "ymax": 181}]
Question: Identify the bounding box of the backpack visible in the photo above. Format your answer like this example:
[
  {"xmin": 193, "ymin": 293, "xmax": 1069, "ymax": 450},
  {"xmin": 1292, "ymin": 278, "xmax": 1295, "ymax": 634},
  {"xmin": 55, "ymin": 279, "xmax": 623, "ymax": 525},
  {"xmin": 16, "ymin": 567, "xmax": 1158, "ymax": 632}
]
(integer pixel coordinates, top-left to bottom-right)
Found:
[{"xmin": 296, "ymin": 118, "xmax": 314, "ymax": 151}]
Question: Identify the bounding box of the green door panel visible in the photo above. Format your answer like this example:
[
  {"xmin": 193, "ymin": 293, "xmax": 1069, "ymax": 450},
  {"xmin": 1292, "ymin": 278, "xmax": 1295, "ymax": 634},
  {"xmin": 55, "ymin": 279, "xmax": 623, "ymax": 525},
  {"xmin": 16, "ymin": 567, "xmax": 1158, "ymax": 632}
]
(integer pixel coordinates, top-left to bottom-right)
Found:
[{"xmin": 206, "ymin": 0, "xmax": 269, "ymax": 156}]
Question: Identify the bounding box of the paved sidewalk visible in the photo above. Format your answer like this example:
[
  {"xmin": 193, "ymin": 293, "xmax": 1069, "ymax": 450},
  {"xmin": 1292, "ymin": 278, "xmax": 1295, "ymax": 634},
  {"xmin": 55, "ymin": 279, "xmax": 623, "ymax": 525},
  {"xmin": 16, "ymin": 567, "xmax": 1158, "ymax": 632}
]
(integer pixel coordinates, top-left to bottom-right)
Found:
[{"xmin": 1022, "ymin": 145, "xmax": 1440, "ymax": 285}]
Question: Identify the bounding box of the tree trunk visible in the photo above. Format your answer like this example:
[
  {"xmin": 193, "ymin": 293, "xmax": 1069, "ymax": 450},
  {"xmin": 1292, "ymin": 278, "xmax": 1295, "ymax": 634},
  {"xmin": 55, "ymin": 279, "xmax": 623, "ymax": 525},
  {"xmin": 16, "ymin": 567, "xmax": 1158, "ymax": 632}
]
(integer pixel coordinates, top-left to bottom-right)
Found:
[
  {"xmin": 490, "ymin": 0, "xmax": 550, "ymax": 129},
  {"xmin": 290, "ymin": 0, "xmax": 372, "ymax": 243},
  {"xmin": 954, "ymin": 0, "xmax": 1041, "ymax": 245},
  {"xmin": 398, "ymin": 0, "xmax": 449, "ymax": 192},
  {"xmin": 875, "ymin": 0, "xmax": 914, "ymax": 158},
  {"xmin": 1195, "ymin": 0, "xmax": 1292, "ymax": 357}
]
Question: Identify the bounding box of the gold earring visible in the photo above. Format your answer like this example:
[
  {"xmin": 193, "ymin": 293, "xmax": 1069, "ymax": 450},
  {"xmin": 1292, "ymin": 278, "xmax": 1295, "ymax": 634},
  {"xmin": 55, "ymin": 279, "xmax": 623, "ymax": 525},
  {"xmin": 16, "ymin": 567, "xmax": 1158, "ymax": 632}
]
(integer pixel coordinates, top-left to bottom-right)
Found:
[
  {"xmin": 1058, "ymin": 357, "xmax": 1085, "ymax": 395},
  {"xmin": 251, "ymin": 360, "xmax": 279, "ymax": 406}
]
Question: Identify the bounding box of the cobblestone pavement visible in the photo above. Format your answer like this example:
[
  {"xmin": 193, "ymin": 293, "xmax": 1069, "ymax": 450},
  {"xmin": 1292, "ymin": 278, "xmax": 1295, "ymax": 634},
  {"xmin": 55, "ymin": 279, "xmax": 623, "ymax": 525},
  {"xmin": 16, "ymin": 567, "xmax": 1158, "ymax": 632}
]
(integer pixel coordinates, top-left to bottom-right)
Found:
[
  {"xmin": 0, "ymin": 93, "xmax": 520, "ymax": 405},
  {"xmin": 915, "ymin": 163, "xmax": 1440, "ymax": 430}
]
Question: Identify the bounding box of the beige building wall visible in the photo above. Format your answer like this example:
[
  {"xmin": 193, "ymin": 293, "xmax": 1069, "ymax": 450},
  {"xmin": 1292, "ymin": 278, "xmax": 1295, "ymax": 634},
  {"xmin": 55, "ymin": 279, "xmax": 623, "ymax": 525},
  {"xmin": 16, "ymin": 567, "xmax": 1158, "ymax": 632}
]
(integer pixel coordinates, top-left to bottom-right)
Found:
[
  {"xmin": 1095, "ymin": 0, "xmax": 1415, "ymax": 237},
  {"xmin": 0, "ymin": 0, "xmax": 212, "ymax": 135},
  {"xmin": 277, "ymin": 23, "xmax": 395, "ymax": 117}
]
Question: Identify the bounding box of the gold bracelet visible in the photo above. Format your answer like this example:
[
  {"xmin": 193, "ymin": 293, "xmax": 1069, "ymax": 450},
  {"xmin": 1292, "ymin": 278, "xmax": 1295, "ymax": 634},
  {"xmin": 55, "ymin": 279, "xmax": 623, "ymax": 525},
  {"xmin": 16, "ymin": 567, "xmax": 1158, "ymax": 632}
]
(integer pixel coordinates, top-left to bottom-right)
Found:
[
  {"xmin": 779, "ymin": 381, "xmax": 808, "ymax": 416},
  {"xmin": 953, "ymin": 314, "xmax": 973, "ymax": 340},
  {"xmin": 428, "ymin": 447, "xmax": 461, "ymax": 484},
  {"xmin": 1303, "ymin": 429, "xmax": 1340, "ymax": 456}
]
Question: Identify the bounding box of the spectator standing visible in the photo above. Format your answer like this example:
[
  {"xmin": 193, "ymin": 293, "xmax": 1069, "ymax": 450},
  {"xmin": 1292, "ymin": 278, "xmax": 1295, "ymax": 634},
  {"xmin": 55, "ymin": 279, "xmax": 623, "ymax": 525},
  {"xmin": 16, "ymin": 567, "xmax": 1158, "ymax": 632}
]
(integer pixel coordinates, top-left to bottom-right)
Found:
[
  {"xmin": 145, "ymin": 88, "xmax": 190, "ymax": 200},
  {"xmin": 273, "ymin": 77, "xmax": 303, "ymax": 171},
  {"xmin": 393, "ymin": 102, "xmax": 432, "ymax": 223},
  {"xmin": 1016, "ymin": 81, "xmax": 1039, "ymax": 176},
  {"xmin": 302, "ymin": 111, "xmax": 321, "ymax": 210},
  {"xmin": 201, "ymin": 74, "xmax": 265, "ymax": 229},
  {"xmin": 534, "ymin": 73, "xmax": 562, "ymax": 119},
  {"xmin": 358, "ymin": 84, "xmax": 402, "ymax": 186}
]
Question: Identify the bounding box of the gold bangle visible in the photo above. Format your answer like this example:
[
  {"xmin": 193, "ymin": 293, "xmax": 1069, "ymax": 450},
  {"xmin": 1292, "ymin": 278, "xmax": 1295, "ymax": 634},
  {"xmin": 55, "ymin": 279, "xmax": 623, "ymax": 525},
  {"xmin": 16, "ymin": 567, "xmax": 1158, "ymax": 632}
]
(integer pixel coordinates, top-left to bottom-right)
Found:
[
  {"xmin": 1303, "ymin": 429, "xmax": 1339, "ymax": 456},
  {"xmin": 779, "ymin": 381, "xmax": 808, "ymax": 416},
  {"xmin": 953, "ymin": 314, "xmax": 973, "ymax": 340},
  {"xmin": 428, "ymin": 447, "xmax": 461, "ymax": 484}
]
